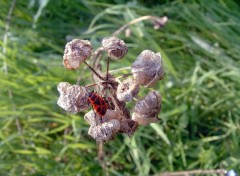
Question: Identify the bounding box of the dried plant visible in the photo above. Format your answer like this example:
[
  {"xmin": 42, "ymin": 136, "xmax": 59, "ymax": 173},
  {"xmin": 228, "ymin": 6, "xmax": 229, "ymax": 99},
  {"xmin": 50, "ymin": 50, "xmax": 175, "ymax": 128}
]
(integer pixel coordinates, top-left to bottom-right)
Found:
[{"xmin": 57, "ymin": 16, "xmax": 167, "ymax": 143}]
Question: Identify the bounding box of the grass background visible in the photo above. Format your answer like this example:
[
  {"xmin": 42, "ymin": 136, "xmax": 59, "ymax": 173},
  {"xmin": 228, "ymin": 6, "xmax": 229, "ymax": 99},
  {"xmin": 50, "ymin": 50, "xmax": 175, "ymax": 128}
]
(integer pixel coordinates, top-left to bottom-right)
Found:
[{"xmin": 0, "ymin": 0, "xmax": 240, "ymax": 175}]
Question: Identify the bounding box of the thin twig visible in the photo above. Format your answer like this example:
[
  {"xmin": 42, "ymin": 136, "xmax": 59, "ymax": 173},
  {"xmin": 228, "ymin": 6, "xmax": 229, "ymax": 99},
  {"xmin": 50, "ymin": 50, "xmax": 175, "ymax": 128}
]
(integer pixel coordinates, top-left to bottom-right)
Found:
[
  {"xmin": 92, "ymin": 47, "xmax": 104, "ymax": 76},
  {"xmin": 85, "ymin": 80, "xmax": 113, "ymax": 88},
  {"xmin": 84, "ymin": 60, "xmax": 105, "ymax": 81},
  {"xmin": 107, "ymin": 91, "xmax": 122, "ymax": 114},
  {"xmin": 105, "ymin": 57, "xmax": 110, "ymax": 80},
  {"xmin": 159, "ymin": 169, "xmax": 226, "ymax": 176},
  {"xmin": 109, "ymin": 66, "xmax": 131, "ymax": 73},
  {"xmin": 112, "ymin": 15, "xmax": 159, "ymax": 36},
  {"xmin": 63, "ymin": 127, "xmax": 70, "ymax": 163},
  {"xmin": 97, "ymin": 141, "xmax": 109, "ymax": 176},
  {"xmin": 116, "ymin": 73, "xmax": 133, "ymax": 79}
]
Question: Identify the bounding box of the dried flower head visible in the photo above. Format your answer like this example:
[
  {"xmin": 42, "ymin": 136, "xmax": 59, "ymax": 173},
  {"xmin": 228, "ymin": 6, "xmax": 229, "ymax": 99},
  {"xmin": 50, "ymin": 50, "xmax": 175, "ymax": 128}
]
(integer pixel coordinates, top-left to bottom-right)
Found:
[
  {"xmin": 102, "ymin": 37, "xmax": 128, "ymax": 60},
  {"xmin": 59, "ymin": 31, "xmax": 166, "ymax": 142},
  {"xmin": 132, "ymin": 90, "xmax": 162, "ymax": 125},
  {"xmin": 84, "ymin": 110, "xmax": 100, "ymax": 126},
  {"xmin": 117, "ymin": 78, "xmax": 140, "ymax": 102},
  {"xmin": 104, "ymin": 109, "xmax": 121, "ymax": 121},
  {"xmin": 88, "ymin": 119, "xmax": 120, "ymax": 142},
  {"xmin": 63, "ymin": 39, "xmax": 92, "ymax": 70},
  {"xmin": 119, "ymin": 119, "xmax": 138, "ymax": 135},
  {"xmin": 84, "ymin": 109, "xmax": 120, "ymax": 126},
  {"xmin": 153, "ymin": 16, "xmax": 168, "ymax": 29},
  {"xmin": 131, "ymin": 50, "xmax": 164, "ymax": 87},
  {"xmin": 57, "ymin": 82, "xmax": 89, "ymax": 114}
]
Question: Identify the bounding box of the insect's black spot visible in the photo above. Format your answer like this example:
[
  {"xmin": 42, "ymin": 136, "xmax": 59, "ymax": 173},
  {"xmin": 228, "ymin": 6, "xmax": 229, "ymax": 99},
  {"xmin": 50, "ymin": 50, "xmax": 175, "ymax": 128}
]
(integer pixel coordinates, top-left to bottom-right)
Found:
[
  {"xmin": 102, "ymin": 108, "xmax": 107, "ymax": 115},
  {"xmin": 97, "ymin": 107, "xmax": 107, "ymax": 116},
  {"xmin": 90, "ymin": 94, "xmax": 98, "ymax": 101},
  {"xmin": 97, "ymin": 107, "xmax": 101, "ymax": 113},
  {"xmin": 102, "ymin": 100, "xmax": 108, "ymax": 107},
  {"xmin": 94, "ymin": 98, "xmax": 101, "ymax": 105}
]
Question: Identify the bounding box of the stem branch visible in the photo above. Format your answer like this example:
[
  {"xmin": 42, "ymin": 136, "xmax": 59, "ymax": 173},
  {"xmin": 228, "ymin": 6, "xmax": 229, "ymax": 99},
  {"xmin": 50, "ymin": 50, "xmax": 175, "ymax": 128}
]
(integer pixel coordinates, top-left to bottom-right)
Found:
[
  {"xmin": 84, "ymin": 60, "xmax": 105, "ymax": 81},
  {"xmin": 159, "ymin": 169, "xmax": 226, "ymax": 176},
  {"xmin": 112, "ymin": 15, "xmax": 159, "ymax": 36}
]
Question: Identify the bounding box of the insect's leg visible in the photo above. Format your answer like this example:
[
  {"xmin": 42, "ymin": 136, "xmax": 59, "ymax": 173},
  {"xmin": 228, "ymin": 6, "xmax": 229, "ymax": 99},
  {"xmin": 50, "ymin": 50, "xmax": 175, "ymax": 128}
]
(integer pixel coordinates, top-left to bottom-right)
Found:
[
  {"xmin": 92, "ymin": 107, "xmax": 103, "ymax": 124},
  {"xmin": 99, "ymin": 117, "xmax": 103, "ymax": 123},
  {"xmin": 91, "ymin": 105, "xmax": 98, "ymax": 124}
]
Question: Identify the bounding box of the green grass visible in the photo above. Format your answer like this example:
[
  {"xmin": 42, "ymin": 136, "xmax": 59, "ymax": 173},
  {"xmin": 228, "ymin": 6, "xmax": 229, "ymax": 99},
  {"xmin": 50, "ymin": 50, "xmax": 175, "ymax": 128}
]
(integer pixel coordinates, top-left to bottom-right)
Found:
[{"xmin": 0, "ymin": 0, "xmax": 240, "ymax": 175}]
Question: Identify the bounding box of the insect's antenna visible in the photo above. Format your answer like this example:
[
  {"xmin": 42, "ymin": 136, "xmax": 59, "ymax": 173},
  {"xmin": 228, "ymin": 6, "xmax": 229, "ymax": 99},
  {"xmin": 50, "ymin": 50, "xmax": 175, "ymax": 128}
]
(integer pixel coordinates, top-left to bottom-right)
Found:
[
  {"xmin": 105, "ymin": 57, "xmax": 110, "ymax": 81},
  {"xmin": 84, "ymin": 60, "xmax": 105, "ymax": 81}
]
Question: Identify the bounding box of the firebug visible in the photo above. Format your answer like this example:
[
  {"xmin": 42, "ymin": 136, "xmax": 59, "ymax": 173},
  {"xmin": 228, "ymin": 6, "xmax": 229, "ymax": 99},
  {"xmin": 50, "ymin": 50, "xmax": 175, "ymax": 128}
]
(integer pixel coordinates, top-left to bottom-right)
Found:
[{"xmin": 88, "ymin": 91, "xmax": 109, "ymax": 118}]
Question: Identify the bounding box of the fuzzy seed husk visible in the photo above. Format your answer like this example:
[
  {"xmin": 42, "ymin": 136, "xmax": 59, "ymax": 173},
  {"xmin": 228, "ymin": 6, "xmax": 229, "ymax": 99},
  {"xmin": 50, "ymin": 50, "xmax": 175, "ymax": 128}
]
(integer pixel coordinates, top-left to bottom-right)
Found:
[
  {"xmin": 117, "ymin": 78, "xmax": 140, "ymax": 102},
  {"xmin": 63, "ymin": 39, "xmax": 92, "ymax": 70},
  {"xmin": 88, "ymin": 119, "xmax": 120, "ymax": 142},
  {"xmin": 132, "ymin": 50, "xmax": 164, "ymax": 87},
  {"xmin": 102, "ymin": 37, "xmax": 128, "ymax": 60},
  {"xmin": 57, "ymin": 82, "xmax": 89, "ymax": 114},
  {"xmin": 132, "ymin": 90, "xmax": 162, "ymax": 125}
]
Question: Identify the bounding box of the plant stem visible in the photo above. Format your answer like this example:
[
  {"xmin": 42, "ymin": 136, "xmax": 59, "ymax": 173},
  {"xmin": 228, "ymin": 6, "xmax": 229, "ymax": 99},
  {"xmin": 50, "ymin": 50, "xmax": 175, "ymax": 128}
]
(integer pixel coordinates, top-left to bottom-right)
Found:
[
  {"xmin": 98, "ymin": 141, "xmax": 109, "ymax": 176},
  {"xmin": 84, "ymin": 60, "xmax": 105, "ymax": 80},
  {"xmin": 159, "ymin": 169, "xmax": 226, "ymax": 176},
  {"xmin": 112, "ymin": 15, "xmax": 160, "ymax": 36},
  {"xmin": 106, "ymin": 57, "xmax": 110, "ymax": 80}
]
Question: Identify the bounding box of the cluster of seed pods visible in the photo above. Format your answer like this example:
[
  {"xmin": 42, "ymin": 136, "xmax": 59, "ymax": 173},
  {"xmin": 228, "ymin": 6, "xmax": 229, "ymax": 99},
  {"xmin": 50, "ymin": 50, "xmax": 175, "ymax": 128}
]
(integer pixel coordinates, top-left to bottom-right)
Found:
[{"xmin": 57, "ymin": 37, "xmax": 164, "ymax": 142}]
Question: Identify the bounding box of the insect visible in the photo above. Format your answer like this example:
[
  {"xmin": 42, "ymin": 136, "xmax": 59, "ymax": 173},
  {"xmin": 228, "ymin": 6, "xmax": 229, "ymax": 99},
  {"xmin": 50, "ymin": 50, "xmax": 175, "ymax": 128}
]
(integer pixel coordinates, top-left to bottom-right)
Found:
[
  {"xmin": 88, "ymin": 91, "xmax": 109, "ymax": 118},
  {"xmin": 86, "ymin": 57, "xmax": 115, "ymax": 122}
]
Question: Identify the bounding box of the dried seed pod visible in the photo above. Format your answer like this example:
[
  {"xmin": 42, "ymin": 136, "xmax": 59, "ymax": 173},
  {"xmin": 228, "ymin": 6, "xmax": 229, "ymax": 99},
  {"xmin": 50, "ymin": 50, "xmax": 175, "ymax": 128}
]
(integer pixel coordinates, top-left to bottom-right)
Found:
[
  {"xmin": 125, "ymin": 28, "xmax": 131, "ymax": 37},
  {"xmin": 84, "ymin": 110, "xmax": 100, "ymax": 126},
  {"xmin": 84, "ymin": 109, "xmax": 120, "ymax": 126},
  {"xmin": 104, "ymin": 109, "xmax": 120, "ymax": 121},
  {"xmin": 132, "ymin": 90, "xmax": 162, "ymax": 125},
  {"xmin": 131, "ymin": 50, "xmax": 164, "ymax": 87},
  {"xmin": 63, "ymin": 39, "xmax": 92, "ymax": 70},
  {"xmin": 153, "ymin": 16, "xmax": 168, "ymax": 29},
  {"xmin": 132, "ymin": 113, "xmax": 159, "ymax": 126},
  {"xmin": 119, "ymin": 119, "xmax": 138, "ymax": 136},
  {"xmin": 102, "ymin": 37, "xmax": 128, "ymax": 60},
  {"xmin": 117, "ymin": 78, "xmax": 139, "ymax": 102},
  {"xmin": 57, "ymin": 82, "xmax": 89, "ymax": 114},
  {"xmin": 88, "ymin": 119, "xmax": 120, "ymax": 142}
]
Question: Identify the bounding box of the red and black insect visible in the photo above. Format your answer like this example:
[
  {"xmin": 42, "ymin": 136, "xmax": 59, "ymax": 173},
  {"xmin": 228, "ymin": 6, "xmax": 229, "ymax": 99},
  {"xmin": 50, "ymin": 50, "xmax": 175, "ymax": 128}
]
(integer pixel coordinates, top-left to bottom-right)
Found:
[
  {"xmin": 87, "ymin": 91, "xmax": 109, "ymax": 118},
  {"xmin": 86, "ymin": 57, "xmax": 115, "ymax": 121}
]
